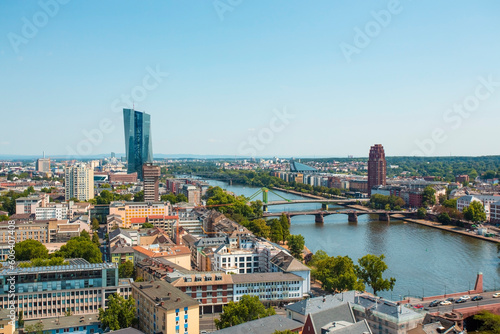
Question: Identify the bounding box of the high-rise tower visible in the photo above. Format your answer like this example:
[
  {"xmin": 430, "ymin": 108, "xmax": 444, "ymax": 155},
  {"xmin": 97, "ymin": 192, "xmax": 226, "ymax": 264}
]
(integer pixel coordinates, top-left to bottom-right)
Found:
[
  {"xmin": 123, "ymin": 109, "xmax": 153, "ymax": 179},
  {"xmin": 142, "ymin": 163, "xmax": 160, "ymax": 202},
  {"xmin": 65, "ymin": 163, "xmax": 94, "ymax": 201},
  {"xmin": 367, "ymin": 144, "xmax": 386, "ymax": 196}
]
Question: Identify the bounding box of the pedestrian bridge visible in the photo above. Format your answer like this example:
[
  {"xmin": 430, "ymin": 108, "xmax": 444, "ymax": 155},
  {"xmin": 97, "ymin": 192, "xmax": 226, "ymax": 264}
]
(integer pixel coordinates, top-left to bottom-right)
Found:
[{"xmin": 263, "ymin": 209, "xmax": 406, "ymax": 223}]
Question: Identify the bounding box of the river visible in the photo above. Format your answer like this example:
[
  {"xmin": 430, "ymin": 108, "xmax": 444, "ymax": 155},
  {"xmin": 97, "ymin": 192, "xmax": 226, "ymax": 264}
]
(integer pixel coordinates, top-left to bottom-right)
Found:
[{"xmin": 204, "ymin": 179, "xmax": 500, "ymax": 300}]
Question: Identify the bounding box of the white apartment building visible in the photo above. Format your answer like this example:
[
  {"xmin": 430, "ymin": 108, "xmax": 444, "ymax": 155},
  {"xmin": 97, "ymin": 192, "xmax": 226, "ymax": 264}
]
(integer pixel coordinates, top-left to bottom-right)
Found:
[
  {"xmin": 35, "ymin": 203, "xmax": 69, "ymax": 220},
  {"xmin": 15, "ymin": 194, "xmax": 50, "ymax": 214},
  {"xmin": 65, "ymin": 163, "xmax": 94, "ymax": 201},
  {"xmin": 457, "ymin": 194, "xmax": 500, "ymax": 221},
  {"xmin": 232, "ymin": 272, "xmax": 304, "ymax": 303}
]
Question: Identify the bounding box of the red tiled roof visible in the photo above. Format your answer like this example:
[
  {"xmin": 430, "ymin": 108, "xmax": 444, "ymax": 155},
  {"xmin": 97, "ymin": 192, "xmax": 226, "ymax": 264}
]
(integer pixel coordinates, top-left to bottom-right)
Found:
[{"xmin": 131, "ymin": 217, "xmax": 147, "ymax": 223}]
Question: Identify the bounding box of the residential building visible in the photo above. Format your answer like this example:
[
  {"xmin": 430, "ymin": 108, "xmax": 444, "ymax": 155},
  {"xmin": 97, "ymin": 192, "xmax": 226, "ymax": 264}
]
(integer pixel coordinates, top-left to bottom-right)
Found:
[
  {"xmin": 302, "ymin": 303, "xmax": 372, "ymax": 334},
  {"xmin": 143, "ymin": 163, "xmax": 160, "ymax": 202},
  {"xmin": 22, "ymin": 314, "xmax": 102, "ymax": 334},
  {"xmin": 455, "ymin": 175, "xmax": 470, "ymax": 184},
  {"xmin": 110, "ymin": 245, "xmax": 135, "ymax": 264},
  {"xmin": 0, "ymin": 309, "xmax": 15, "ymax": 334},
  {"xmin": 132, "ymin": 281, "xmax": 199, "ymax": 334},
  {"xmin": 368, "ymin": 144, "xmax": 387, "ymax": 196},
  {"xmin": 123, "ymin": 109, "xmax": 153, "ymax": 180},
  {"xmin": 232, "ymin": 272, "xmax": 304, "ymax": 303},
  {"xmin": 351, "ymin": 294, "xmax": 425, "ymax": 334},
  {"xmin": 490, "ymin": 201, "xmax": 500, "ymax": 223},
  {"xmin": 65, "ymin": 163, "xmax": 94, "ymax": 201},
  {"xmin": 36, "ymin": 157, "xmax": 51, "ymax": 173},
  {"xmin": 15, "ymin": 194, "xmax": 49, "ymax": 214},
  {"xmin": 108, "ymin": 201, "xmax": 172, "ymax": 228},
  {"xmin": 285, "ymin": 291, "xmax": 356, "ymax": 323},
  {"xmin": 35, "ymin": 202, "xmax": 68, "ymax": 220},
  {"xmin": 171, "ymin": 273, "xmax": 233, "ymax": 314},
  {"xmin": 0, "ymin": 259, "xmax": 130, "ymax": 320},
  {"xmin": 0, "ymin": 219, "xmax": 84, "ymax": 244},
  {"xmin": 211, "ymin": 315, "xmax": 302, "ymax": 334},
  {"xmin": 133, "ymin": 245, "xmax": 191, "ymax": 270},
  {"xmin": 109, "ymin": 172, "xmax": 138, "ymax": 183},
  {"xmin": 179, "ymin": 184, "xmax": 201, "ymax": 205},
  {"xmin": 270, "ymin": 251, "xmax": 311, "ymax": 297}
]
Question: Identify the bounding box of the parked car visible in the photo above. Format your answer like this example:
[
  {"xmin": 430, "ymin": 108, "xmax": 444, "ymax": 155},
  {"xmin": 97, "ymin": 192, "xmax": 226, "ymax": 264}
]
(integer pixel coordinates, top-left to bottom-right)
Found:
[
  {"xmin": 471, "ymin": 295, "xmax": 483, "ymax": 301},
  {"xmin": 414, "ymin": 304, "xmax": 424, "ymax": 309},
  {"xmin": 428, "ymin": 300, "xmax": 441, "ymax": 307},
  {"xmin": 493, "ymin": 292, "xmax": 500, "ymax": 298},
  {"xmin": 440, "ymin": 300, "xmax": 452, "ymax": 306}
]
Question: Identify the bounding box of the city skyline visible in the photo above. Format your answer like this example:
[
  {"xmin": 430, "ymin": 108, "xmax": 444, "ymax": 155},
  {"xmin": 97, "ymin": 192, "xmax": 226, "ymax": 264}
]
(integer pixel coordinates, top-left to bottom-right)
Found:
[{"xmin": 1, "ymin": 2, "xmax": 500, "ymax": 157}]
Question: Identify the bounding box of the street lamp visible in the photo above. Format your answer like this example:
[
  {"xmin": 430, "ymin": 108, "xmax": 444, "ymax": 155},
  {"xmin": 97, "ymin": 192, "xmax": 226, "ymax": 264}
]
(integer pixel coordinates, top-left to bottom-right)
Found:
[{"xmin": 444, "ymin": 285, "xmax": 447, "ymax": 298}]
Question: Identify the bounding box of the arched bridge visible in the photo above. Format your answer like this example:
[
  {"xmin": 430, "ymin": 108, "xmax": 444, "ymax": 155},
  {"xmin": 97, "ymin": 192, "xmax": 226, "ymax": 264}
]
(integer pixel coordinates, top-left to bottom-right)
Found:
[{"xmin": 263, "ymin": 210, "xmax": 407, "ymax": 223}]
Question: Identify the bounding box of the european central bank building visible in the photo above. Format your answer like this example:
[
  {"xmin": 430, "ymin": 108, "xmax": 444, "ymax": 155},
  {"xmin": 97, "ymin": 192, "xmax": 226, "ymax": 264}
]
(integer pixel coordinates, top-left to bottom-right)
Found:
[{"xmin": 123, "ymin": 108, "xmax": 153, "ymax": 180}]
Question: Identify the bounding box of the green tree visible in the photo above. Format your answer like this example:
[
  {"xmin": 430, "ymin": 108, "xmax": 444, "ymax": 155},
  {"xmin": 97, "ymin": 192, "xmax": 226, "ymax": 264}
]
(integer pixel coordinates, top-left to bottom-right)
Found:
[
  {"xmin": 309, "ymin": 251, "xmax": 365, "ymax": 293},
  {"xmin": 422, "ymin": 186, "xmax": 436, "ymax": 207},
  {"xmin": 24, "ymin": 322, "xmax": 44, "ymax": 334},
  {"xmin": 119, "ymin": 260, "xmax": 135, "ymax": 278},
  {"xmin": 14, "ymin": 240, "xmax": 49, "ymax": 261},
  {"xmin": 54, "ymin": 236, "xmax": 103, "ymax": 263},
  {"xmin": 80, "ymin": 229, "xmax": 90, "ymax": 240},
  {"xmin": 463, "ymin": 201, "xmax": 487, "ymax": 222},
  {"xmin": 280, "ymin": 213, "xmax": 290, "ymax": 243},
  {"xmin": 442, "ymin": 198, "xmax": 457, "ymax": 208},
  {"xmin": 91, "ymin": 218, "xmax": 100, "ymax": 231},
  {"xmin": 92, "ymin": 231, "xmax": 100, "ymax": 246},
  {"xmin": 417, "ymin": 208, "xmax": 427, "ymax": 219},
  {"xmin": 66, "ymin": 307, "xmax": 72, "ymax": 316},
  {"xmin": 269, "ymin": 219, "xmax": 283, "ymax": 244},
  {"xmin": 133, "ymin": 190, "xmax": 144, "ymax": 202},
  {"xmin": 248, "ymin": 219, "xmax": 270, "ymax": 239},
  {"xmin": 287, "ymin": 234, "xmax": 305, "ymax": 261},
  {"xmin": 0, "ymin": 215, "xmax": 9, "ymax": 221},
  {"xmin": 356, "ymin": 254, "xmax": 396, "ymax": 296},
  {"xmin": 98, "ymin": 294, "xmax": 136, "ymax": 331},
  {"xmin": 141, "ymin": 223, "xmax": 154, "ymax": 228},
  {"xmin": 437, "ymin": 212, "xmax": 451, "ymax": 224},
  {"xmin": 18, "ymin": 257, "xmax": 67, "ymax": 268},
  {"xmin": 273, "ymin": 330, "xmax": 294, "ymax": 334},
  {"xmin": 176, "ymin": 193, "xmax": 188, "ymax": 203},
  {"xmin": 473, "ymin": 310, "xmax": 500, "ymax": 334},
  {"xmin": 161, "ymin": 194, "xmax": 177, "ymax": 203},
  {"xmin": 214, "ymin": 295, "xmax": 275, "ymax": 329},
  {"xmin": 18, "ymin": 311, "xmax": 24, "ymax": 328}
]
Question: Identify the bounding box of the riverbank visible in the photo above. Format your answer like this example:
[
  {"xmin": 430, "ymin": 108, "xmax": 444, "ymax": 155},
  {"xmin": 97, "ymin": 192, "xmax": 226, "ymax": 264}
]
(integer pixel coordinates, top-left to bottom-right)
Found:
[
  {"xmin": 272, "ymin": 187, "xmax": 327, "ymax": 200},
  {"xmin": 392, "ymin": 214, "xmax": 500, "ymax": 244}
]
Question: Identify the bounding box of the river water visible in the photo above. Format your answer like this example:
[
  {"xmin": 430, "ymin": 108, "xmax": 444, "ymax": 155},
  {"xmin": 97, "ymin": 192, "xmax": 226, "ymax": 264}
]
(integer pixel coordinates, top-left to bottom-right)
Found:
[{"xmin": 204, "ymin": 179, "xmax": 500, "ymax": 300}]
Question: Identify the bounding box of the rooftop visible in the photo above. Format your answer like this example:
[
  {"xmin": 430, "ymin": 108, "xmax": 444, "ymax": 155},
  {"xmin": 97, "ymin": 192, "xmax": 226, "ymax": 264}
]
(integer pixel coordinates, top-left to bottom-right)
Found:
[
  {"xmin": 23, "ymin": 313, "xmax": 100, "ymax": 330},
  {"xmin": 231, "ymin": 272, "xmax": 303, "ymax": 284},
  {"xmin": 270, "ymin": 251, "xmax": 310, "ymax": 272},
  {"xmin": 0, "ymin": 258, "xmax": 117, "ymax": 276},
  {"xmin": 285, "ymin": 291, "xmax": 357, "ymax": 316},
  {"xmin": 132, "ymin": 280, "xmax": 199, "ymax": 311},
  {"xmin": 211, "ymin": 315, "xmax": 302, "ymax": 334},
  {"xmin": 352, "ymin": 294, "xmax": 425, "ymax": 324}
]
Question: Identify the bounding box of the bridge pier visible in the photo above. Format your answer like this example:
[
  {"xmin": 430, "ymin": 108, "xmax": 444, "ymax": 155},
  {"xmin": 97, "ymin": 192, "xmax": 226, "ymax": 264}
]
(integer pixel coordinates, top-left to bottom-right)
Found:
[
  {"xmin": 263, "ymin": 204, "xmax": 268, "ymax": 212},
  {"xmin": 286, "ymin": 213, "xmax": 291, "ymax": 226},
  {"xmin": 315, "ymin": 213, "xmax": 324, "ymax": 224},
  {"xmin": 379, "ymin": 213, "xmax": 390, "ymax": 222},
  {"xmin": 321, "ymin": 203, "xmax": 329, "ymax": 210},
  {"xmin": 348, "ymin": 212, "xmax": 358, "ymax": 223}
]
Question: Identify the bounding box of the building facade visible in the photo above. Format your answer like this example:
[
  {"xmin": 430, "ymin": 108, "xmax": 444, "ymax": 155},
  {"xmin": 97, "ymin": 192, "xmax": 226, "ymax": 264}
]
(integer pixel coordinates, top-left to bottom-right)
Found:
[
  {"xmin": 143, "ymin": 163, "xmax": 160, "ymax": 202},
  {"xmin": 368, "ymin": 144, "xmax": 387, "ymax": 196},
  {"xmin": 65, "ymin": 164, "xmax": 94, "ymax": 201},
  {"xmin": 123, "ymin": 108, "xmax": 153, "ymax": 180},
  {"xmin": 36, "ymin": 158, "xmax": 51, "ymax": 173},
  {"xmin": 108, "ymin": 201, "xmax": 172, "ymax": 228}
]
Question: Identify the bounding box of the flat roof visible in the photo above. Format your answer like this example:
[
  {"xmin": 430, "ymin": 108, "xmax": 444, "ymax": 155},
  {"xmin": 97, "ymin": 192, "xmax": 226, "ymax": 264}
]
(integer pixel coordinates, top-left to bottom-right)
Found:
[
  {"xmin": 231, "ymin": 272, "xmax": 303, "ymax": 284},
  {"xmin": 132, "ymin": 280, "xmax": 199, "ymax": 311}
]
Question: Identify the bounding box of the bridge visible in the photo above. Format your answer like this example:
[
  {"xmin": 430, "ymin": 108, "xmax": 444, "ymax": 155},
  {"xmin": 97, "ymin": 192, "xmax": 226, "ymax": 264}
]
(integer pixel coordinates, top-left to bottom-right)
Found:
[
  {"xmin": 266, "ymin": 198, "xmax": 370, "ymax": 206},
  {"xmin": 263, "ymin": 209, "xmax": 406, "ymax": 223}
]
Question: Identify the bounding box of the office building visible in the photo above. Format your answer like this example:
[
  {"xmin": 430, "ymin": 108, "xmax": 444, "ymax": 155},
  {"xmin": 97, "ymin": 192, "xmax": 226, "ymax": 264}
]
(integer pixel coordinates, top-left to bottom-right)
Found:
[
  {"xmin": 123, "ymin": 108, "xmax": 153, "ymax": 180},
  {"xmin": 179, "ymin": 184, "xmax": 201, "ymax": 205},
  {"xmin": 143, "ymin": 163, "xmax": 160, "ymax": 202},
  {"xmin": 367, "ymin": 144, "xmax": 386, "ymax": 196},
  {"xmin": 36, "ymin": 157, "xmax": 51, "ymax": 173},
  {"xmin": 65, "ymin": 163, "xmax": 94, "ymax": 201},
  {"xmin": 132, "ymin": 281, "xmax": 199, "ymax": 334},
  {"xmin": 108, "ymin": 201, "xmax": 173, "ymax": 229},
  {"xmin": 232, "ymin": 272, "xmax": 304, "ymax": 303},
  {"xmin": 0, "ymin": 259, "xmax": 130, "ymax": 320},
  {"xmin": 15, "ymin": 194, "xmax": 49, "ymax": 214}
]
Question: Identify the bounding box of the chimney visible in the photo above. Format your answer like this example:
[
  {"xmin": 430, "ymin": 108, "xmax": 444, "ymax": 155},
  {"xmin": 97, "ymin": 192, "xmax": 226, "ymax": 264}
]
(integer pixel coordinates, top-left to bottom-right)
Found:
[
  {"xmin": 156, "ymin": 285, "xmax": 160, "ymax": 289},
  {"xmin": 176, "ymin": 297, "xmax": 181, "ymax": 302}
]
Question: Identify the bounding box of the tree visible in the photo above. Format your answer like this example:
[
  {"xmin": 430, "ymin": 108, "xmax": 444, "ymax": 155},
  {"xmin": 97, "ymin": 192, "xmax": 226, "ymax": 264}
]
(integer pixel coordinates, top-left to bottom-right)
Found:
[
  {"xmin": 133, "ymin": 190, "xmax": 144, "ymax": 202},
  {"xmin": 356, "ymin": 254, "xmax": 396, "ymax": 296},
  {"xmin": 80, "ymin": 229, "xmax": 90, "ymax": 240},
  {"xmin": 141, "ymin": 223, "xmax": 154, "ymax": 228},
  {"xmin": 14, "ymin": 240, "xmax": 49, "ymax": 261},
  {"xmin": 473, "ymin": 310, "xmax": 500, "ymax": 334},
  {"xmin": 24, "ymin": 322, "xmax": 44, "ymax": 334},
  {"xmin": 269, "ymin": 219, "xmax": 283, "ymax": 244},
  {"xmin": 273, "ymin": 331, "xmax": 294, "ymax": 334},
  {"xmin": 437, "ymin": 212, "xmax": 451, "ymax": 224},
  {"xmin": 463, "ymin": 201, "xmax": 487, "ymax": 222},
  {"xmin": 417, "ymin": 208, "xmax": 427, "ymax": 219},
  {"xmin": 54, "ymin": 236, "xmax": 103, "ymax": 263},
  {"xmin": 214, "ymin": 295, "xmax": 275, "ymax": 329},
  {"xmin": 482, "ymin": 170, "xmax": 497, "ymax": 180},
  {"xmin": 99, "ymin": 294, "xmax": 136, "ymax": 331},
  {"xmin": 18, "ymin": 311, "xmax": 24, "ymax": 328},
  {"xmin": 280, "ymin": 213, "xmax": 290, "ymax": 243},
  {"xmin": 119, "ymin": 260, "xmax": 135, "ymax": 278},
  {"xmin": 66, "ymin": 307, "xmax": 72, "ymax": 316},
  {"xmin": 248, "ymin": 219, "xmax": 270, "ymax": 239},
  {"xmin": 92, "ymin": 232, "xmax": 100, "ymax": 246},
  {"xmin": 0, "ymin": 215, "xmax": 9, "ymax": 221},
  {"xmin": 287, "ymin": 234, "xmax": 305, "ymax": 261},
  {"xmin": 91, "ymin": 218, "xmax": 100, "ymax": 231},
  {"xmin": 422, "ymin": 186, "xmax": 436, "ymax": 207},
  {"xmin": 309, "ymin": 251, "xmax": 365, "ymax": 293},
  {"xmin": 18, "ymin": 257, "xmax": 67, "ymax": 268}
]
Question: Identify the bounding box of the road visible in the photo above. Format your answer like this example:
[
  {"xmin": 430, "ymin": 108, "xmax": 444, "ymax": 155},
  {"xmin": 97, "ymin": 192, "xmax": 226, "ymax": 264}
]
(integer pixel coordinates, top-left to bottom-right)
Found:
[{"xmin": 414, "ymin": 291, "xmax": 500, "ymax": 313}]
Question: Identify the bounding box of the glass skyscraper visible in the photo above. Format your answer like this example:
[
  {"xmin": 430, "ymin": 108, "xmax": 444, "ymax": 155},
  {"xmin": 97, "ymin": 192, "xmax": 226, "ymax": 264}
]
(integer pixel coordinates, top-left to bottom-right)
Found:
[{"xmin": 123, "ymin": 108, "xmax": 153, "ymax": 179}]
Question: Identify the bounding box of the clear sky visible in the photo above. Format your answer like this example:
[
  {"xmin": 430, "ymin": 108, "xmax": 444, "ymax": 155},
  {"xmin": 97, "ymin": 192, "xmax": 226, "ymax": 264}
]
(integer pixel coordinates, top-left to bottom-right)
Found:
[{"xmin": 1, "ymin": 1, "xmax": 499, "ymax": 158}]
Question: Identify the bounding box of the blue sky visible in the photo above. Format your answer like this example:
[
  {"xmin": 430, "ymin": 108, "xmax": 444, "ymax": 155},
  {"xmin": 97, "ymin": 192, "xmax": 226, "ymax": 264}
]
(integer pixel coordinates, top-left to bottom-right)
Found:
[{"xmin": 1, "ymin": 0, "xmax": 499, "ymax": 158}]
